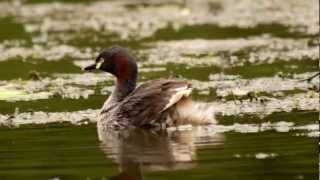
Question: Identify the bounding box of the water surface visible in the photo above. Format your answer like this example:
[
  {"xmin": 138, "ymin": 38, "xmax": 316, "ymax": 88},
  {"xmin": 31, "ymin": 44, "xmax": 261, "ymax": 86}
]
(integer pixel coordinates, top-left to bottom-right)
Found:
[{"xmin": 0, "ymin": 0, "xmax": 318, "ymax": 179}]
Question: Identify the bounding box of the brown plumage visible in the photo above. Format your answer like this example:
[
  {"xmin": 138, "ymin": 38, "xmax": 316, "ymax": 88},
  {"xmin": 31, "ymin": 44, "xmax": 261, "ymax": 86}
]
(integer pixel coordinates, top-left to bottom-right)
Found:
[
  {"xmin": 100, "ymin": 79, "xmax": 192, "ymax": 129},
  {"xmin": 84, "ymin": 46, "xmax": 214, "ymax": 130}
]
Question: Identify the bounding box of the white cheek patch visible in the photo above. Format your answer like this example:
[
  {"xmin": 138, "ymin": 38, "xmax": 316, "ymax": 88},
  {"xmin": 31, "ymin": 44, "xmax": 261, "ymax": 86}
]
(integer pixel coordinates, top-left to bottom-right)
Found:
[{"xmin": 96, "ymin": 58, "xmax": 104, "ymax": 69}]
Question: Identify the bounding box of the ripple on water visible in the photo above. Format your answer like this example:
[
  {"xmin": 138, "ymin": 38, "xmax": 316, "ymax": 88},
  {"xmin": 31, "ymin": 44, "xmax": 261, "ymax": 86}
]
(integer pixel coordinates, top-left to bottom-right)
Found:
[{"xmin": 0, "ymin": 1, "xmax": 318, "ymax": 179}]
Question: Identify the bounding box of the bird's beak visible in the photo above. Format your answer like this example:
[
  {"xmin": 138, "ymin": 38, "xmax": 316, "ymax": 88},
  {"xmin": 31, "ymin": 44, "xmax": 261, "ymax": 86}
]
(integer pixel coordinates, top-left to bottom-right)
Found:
[
  {"xmin": 83, "ymin": 63, "xmax": 97, "ymax": 71},
  {"xmin": 83, "ymin": 58, "xmax": 104, "ymax": 71}
]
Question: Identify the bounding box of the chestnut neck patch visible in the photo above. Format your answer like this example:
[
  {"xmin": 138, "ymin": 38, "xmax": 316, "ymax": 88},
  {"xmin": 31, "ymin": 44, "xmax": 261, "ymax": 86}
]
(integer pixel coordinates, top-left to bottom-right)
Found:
[{"xmin": 116, "ymin": 54, "xmax": 130, "ymax": 82}]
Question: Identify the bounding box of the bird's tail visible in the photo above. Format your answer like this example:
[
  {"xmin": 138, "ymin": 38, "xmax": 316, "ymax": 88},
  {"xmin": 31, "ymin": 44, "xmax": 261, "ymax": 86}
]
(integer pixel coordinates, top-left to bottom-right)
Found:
[{"xmin": 172, "ymin": 98, "xmax": 216, "ymax": 125}]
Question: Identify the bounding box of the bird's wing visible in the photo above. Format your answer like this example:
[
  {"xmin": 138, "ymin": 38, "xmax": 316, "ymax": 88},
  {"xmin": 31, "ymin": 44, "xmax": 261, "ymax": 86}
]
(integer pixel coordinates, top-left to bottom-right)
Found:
[{"xmin": 115, "ymin": 79, "xmax": 192, "ymax": 127}]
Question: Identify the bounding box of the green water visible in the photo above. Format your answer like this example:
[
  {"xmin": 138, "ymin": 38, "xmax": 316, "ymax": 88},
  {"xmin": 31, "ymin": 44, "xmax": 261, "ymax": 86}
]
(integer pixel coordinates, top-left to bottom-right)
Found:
[
  {"xmin": 0, "ymin": 0, "xmax": 318, "ymax": 179},
  {"xmin": 0, "ymin": 112, "xmax": 317, "ymax": 180}
]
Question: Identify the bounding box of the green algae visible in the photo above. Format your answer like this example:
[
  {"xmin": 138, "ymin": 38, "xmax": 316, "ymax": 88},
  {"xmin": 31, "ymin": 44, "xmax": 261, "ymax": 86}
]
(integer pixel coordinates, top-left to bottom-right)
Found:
[
  {"xmin": 0, "ymin": 18, "xmax": 30, "ymax": 42},
  {"xmin": 0, "ymin": 58, "xmax": 81, "ymax": 80},
  {"xmin": 0, "ymin": 1, "xmax": 318, "ymax": 179},
  {"xmin": 0, "ymin": 94, "xmax": 105, "ymax": 114},
  {"xmin": 225, "ymin": 59, "xmax": 318, "ymax": 79},
  {"xmin": 147, "ymin": 24, "xmax": 313, "ymax": 41},
  {"xmin": 217, "ymin": 111, "xmax": 318, "ymax": 126},
  {"xmin": 140, "ymin": 59, "xmax": 317, "ymax": 81}
]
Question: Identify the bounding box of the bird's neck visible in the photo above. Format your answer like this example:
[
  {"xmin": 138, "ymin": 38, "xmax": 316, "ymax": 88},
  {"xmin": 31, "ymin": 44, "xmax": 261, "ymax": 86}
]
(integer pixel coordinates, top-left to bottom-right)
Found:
[
  {"xmin": 102, "ymin": 59, "xmax": 138, "ymax": 112},
  {"xmin": 101, "ymin": 74, "xmax": 137, "ymax": 112},
  {"xmin": 109, "ymin": 68, "xmax": 138, "ymax": 102},
  {"xmin": 114, "ymin": 75, "xmax": 137, "ymax": 101}
]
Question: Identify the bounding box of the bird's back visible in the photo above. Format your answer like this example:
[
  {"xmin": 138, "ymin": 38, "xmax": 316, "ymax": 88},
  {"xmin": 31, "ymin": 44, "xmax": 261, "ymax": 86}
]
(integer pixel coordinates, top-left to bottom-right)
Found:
[{"xmin": 98, "ymin": 79, "xmax": 192, "ymax": 129}]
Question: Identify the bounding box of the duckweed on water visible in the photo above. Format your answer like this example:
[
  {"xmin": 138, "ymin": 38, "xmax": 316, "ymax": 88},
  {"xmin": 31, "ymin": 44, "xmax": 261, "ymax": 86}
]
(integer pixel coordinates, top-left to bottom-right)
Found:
[
  {"xmin": 0, "ymin": 88, "xmax": 51, "ymax": 102},
  {"xmin": 0, "ymin": 92, "xmax": 318, "ymax": 129},
  {"xmin": 0, "ymin": 59, "xmax": 80, "ymax": 80},
  {"xmin": 0, "ymin": 0, "xmax": 318, "ymax": 179},
  {"xmin": 0, "ymin": 0, "xmax": 317, "ymax": 41},
  {"xmin": 0, "ymin": 87, "xmax": 26, "ymax": 100},
  {"xmin": 0, "ymin": 44, "xmax": 92, "ymax": 62},
  {"xmin": 0, "ymin": 110, "xmax": 318, "ymax": 138},
  {"xmin": 148, "ymin": 24, "xmax": 312, "ymax": 41},
  {"xmin": 0, "ymin": 71, "xmax": 317, "ymax": 102},
  {"xmin": 143, "ymin": 38, "xmax": 318, "ymax": 68}
]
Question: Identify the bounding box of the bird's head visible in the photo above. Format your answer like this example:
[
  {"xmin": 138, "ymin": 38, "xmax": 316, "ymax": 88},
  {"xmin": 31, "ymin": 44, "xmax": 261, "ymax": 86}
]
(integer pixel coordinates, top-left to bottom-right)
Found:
[{"xmin": 84, "ymin": 46, "xmax": 137, "ymax": 81}]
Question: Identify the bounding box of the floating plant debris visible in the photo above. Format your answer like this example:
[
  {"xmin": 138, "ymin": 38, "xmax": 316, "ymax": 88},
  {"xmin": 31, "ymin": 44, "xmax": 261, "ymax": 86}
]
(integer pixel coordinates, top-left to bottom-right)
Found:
[
  {"xmin": 0, "ymin": 92, "xmax": 318, "ymax": 129},
  {"xmin": 0, "ymin": 0, "xmax": 317, "ymax": 41},
  {"xmin": 0, "ymin": 1, "xmax": 318, "ymax": 178},
  {"xmin": 0, "ymin": 86, "xmax": 51, "ymax": 102}
]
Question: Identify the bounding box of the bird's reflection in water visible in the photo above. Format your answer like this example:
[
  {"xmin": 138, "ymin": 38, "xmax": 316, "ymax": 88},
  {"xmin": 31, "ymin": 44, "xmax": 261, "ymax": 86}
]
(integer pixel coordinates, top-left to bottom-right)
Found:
[{"xmin": 98, "ymin": 127, "xmax": 224, "ymax": 180}]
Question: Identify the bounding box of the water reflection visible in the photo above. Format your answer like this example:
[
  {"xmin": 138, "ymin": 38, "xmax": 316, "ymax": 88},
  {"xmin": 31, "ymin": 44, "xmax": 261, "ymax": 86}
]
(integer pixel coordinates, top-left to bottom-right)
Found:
[{"xmin": 98, "ymin": 127, "xmax": 224, "ymax": 179}]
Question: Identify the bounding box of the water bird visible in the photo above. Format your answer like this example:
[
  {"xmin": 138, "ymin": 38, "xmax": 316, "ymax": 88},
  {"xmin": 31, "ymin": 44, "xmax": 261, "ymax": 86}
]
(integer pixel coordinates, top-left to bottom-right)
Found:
[{"xmin": 84, "ymin": 46, "xmax": 214, "ymax": 130}]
